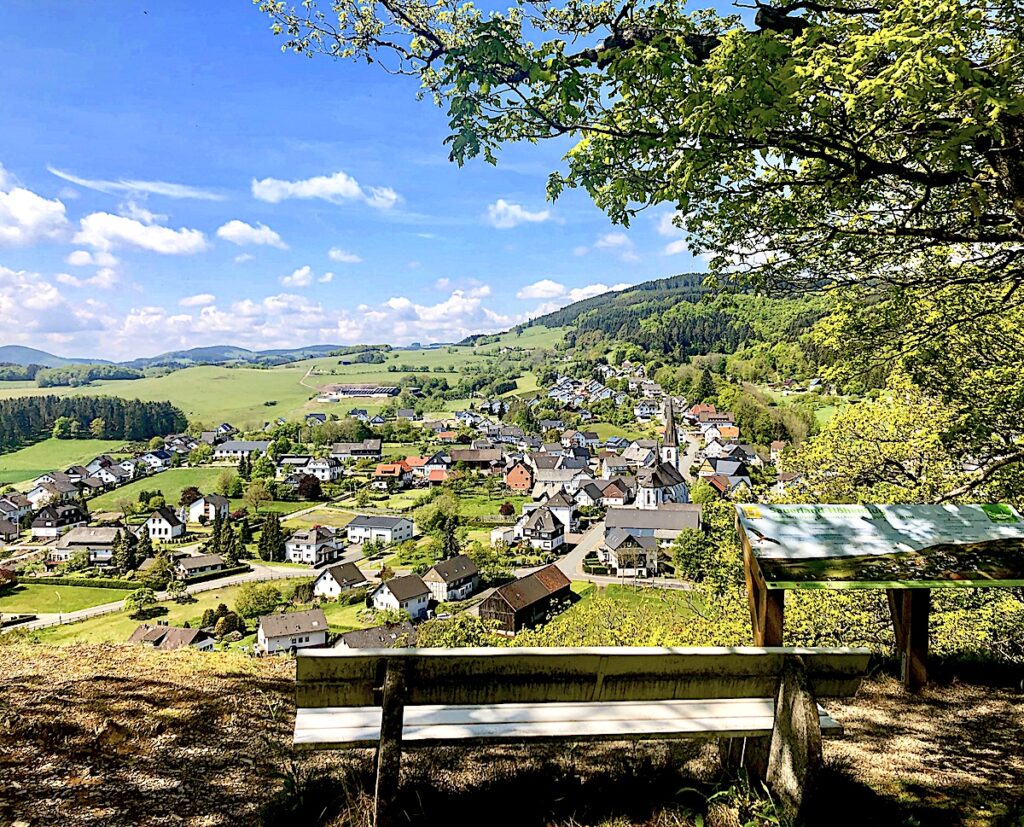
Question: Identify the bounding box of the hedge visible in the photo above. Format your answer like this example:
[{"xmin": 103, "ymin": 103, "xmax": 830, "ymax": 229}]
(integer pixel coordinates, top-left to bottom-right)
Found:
[
  {"xmin": 30, "ymin": 576, "xmax": 142, "ymax": 590},
  {"xmin": 184, "ymin": 564, "xmax": 251, "ymax": 585}
]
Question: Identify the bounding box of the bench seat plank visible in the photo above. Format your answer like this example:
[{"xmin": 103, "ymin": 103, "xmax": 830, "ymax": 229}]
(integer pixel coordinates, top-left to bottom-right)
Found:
[{"xmin": 294, "ymin": 699, "xmax": 843, "ymax": 750}]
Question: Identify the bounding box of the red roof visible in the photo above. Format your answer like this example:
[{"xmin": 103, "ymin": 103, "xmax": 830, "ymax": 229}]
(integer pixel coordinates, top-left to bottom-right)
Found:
[
  {"xmin": 405, "ymin": 456, "xmax": 428, "ymax": 468},
  {"xmin": 427, "ymin": 469, "xmax": 449, "ymax": 482}
]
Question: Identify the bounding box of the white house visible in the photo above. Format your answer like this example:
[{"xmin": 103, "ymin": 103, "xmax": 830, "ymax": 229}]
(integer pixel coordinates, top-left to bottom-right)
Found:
[
  {"xmin": 30, "ymin": 504, "xmax": 87, "ymax": 539},
  {"xmin": 181, "ymin": 494, "xmax": 230, "ymax": 524},
  {"xmin": 312, "ymin": 562, "xmax": 367, "ymax": 599},
  {"xmin": 257, "ymin": 608, "xmax": 329, "ymax": 654},
  {"xmin": 304, "ymin": 456, "xmax": 343, "ymax": 482},
  {"xmin": 285, "ymin": 526, "xmax": 344, "ymax": 565},
  {"xmin": 139, "ymin": 450, "xmax": 173, "ymax": 471},
  {"xmin": 601, "ymin": 529, "xmax": 660, "ymax": 578},
  {"xmin": 346, "ymin": 515, "xmax": 415, "ymax": 545},
  {"xmin": 50, "ymin": 526, "xmax": 121, "ymax": 566},
  {"xmin": 214, "ymin": 440, "xmax": 271, "ymax": 460},
  {"xmin": 142, "ymin": 507, "xmax": 184, "ymax": 540},
  {"xmin": 422, "ymin": 555, "xmax": 480, "ymax": 602},
  {"xmin": 370, "ymin": 574, "xmax": 430, "ymax": 620},
  {"xmin": 521, "ymin": 506, "xmax": 565, "ymax": 551}
]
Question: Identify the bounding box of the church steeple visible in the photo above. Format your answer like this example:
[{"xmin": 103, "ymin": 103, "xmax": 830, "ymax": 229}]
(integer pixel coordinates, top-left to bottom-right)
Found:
[{"xmin": 660, "ymin": 399, "xmax": 679, "ymax": 470}]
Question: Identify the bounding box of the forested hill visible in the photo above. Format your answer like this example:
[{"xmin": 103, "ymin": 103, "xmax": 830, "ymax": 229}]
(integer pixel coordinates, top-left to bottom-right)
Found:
[{"xmin": 525, "ymin": 274, "xmax": 824, "ymax": 360}]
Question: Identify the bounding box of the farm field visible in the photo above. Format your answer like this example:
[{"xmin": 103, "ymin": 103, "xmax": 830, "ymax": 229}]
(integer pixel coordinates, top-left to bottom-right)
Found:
[
  {"xmin": 88, "ymin": 467, "xmax": 225, "ymax": 512},
  {"xmin": 0, "ymin": 365, "xmax": 318, "ymax": 429},
  {"xmin": 474, "ymin": 325, "xmax": 567, "ymax": 352},
  {"xmin": 34, "ymin": 584, "xmax": 247, "ymax": 644},
  {"xmin": 0, "ymin": 583, "xmax": 133, "ymax": 614},
  {"xmin": 0, "ymin": 329, "xmax": 566, "ymax": 432},
  {"xmin": 0, "ymin": 438, "xmax": 128, "ymax": 487},
  {"xmin": 281, "ymin": 507, "xmax": 355, "ymax": 531}
]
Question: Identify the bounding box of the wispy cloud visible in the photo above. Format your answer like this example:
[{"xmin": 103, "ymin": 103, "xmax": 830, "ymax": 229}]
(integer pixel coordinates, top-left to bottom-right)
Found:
[
  {"xmin": 251, "ymin": 170, "xmax": 399, "ymax": 210},
  {"xmin": 47, "ymin": 166, "xmax": 225, "ymax": 201},
  {"xmin": 327, "ymin": 247, "xmax": 362, "ymax": 264},
  {"xmin": 485, "ymin": 199, "xmax": 551, "ymax": 229},
  {"xmin": 216, "ymin": 219, "xmax": 288, "ymax": 249}
]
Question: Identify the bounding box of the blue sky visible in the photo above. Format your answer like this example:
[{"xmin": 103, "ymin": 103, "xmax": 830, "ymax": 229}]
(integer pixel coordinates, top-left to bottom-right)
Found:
[{"xmin": 0, "ymin": 1, "xmax": 704, "ymax": 360}]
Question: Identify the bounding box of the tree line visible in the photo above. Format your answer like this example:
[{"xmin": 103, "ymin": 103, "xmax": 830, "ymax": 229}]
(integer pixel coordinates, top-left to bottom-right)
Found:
[{"xmin": 0, "ymin": 396, "xmax": 187, "ymax": 454}]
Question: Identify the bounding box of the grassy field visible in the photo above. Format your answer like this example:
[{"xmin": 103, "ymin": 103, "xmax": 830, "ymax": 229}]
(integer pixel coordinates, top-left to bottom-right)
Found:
[
  {"xmin": 587, "ymin": 421, "xmax": 654, "ymax": 441},
  {"xmin": 0, "ymin": 438, "xmax": 128, "ymax": 486},
  {"xmin": 0, "ymin": 583, "xmax": 133, "ymax": 614},
  {"xmin": 34, "ymin": 584, "xmax": 247, "ymax": 644},
  {"xmin": 474, "ymin": 325, "xmax": 566, "ymax": 352},
  {"xmin": 88, "ymin": 467, "xmax": 225, "ymax": 511},
  {"xmin": 281, "ymin": 507, "xmax": 355, "ymax": 531},
  {"xmin": 0, "ymin": 329, "xmax": 567, "ymax": 431},
  {"xmin": 319, "ymin": 600, "xmax": 377, "ymax": 632}
]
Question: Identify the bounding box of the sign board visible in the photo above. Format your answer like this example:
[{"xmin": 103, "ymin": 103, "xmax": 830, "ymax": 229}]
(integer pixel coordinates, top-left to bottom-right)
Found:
[{"xmin": 736, "ymin": 503, "xmax": 1024, "ymax": 589}]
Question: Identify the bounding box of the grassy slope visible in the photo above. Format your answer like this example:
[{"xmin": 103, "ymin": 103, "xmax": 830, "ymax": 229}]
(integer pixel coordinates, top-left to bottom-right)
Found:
[
  {"xmin": 0, "ymin": 328, "xmax": 566, "ymax": 430},
  {"xmin": 87, "ymin": 467, "xmax": 225, "ymax": 512},
  {"xmin": 0, "ymin": 438, "xmax": 127, "ymax": 486},
  {"xmin": 0, "ymin": 642, "xmax": 1019, "ymax": 826},
  {"xmin": 33, "ymin": 584, "xmax": 248, "ymax": 644},
  {"xmin": 0, "ymin": 583, "xmax": 132, "ymax": 613}
]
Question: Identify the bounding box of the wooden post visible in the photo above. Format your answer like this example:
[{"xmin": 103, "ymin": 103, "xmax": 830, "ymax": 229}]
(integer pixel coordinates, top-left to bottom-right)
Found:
[
  {"xmin": 767, "ymin": 655, "xmax": 823, "ymax": 822},
  {"xmin": 374, "ymin": 658, "xmax": 408, "ymax": 827},
  {"xmin": 888, "ymin": 588, "xmax": 929, "ymax": 691},
  {"xmin": 743, "ymin": 539, "xmax": 785, "ymax": 647}
]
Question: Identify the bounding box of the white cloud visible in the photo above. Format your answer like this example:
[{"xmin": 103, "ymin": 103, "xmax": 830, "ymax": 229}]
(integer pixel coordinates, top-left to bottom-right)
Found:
[
  {"xmin": 572, "ymin": 245, "xmax": 589, "ymax": 256},
  {"xmin": 517, "ymin": 278, "xmax": 631, "ymax": 307},
  {"xmin": 234, "ymin": 253, "xmax": 254, "ymax": 264},
  {"xmin": 0, "ymin": 173, "xmax": 68, "ymax": 247},
  {"xmin": 216, "ymin": 220, "xmax": 288, "ymax": 249},
  {"xmin": 0, "ymin": 266, "xmax": 106, "ymax": 337},
  {"xmin": 517, "ymin": 279, "xmax": 566, "ymax": 300},
  {"xmin": 434, "ymin": 277, "xmax": 451, "ymax": 291},
  {"xmin": 595, "ymin": 232, "xmax": 630, "ymax": 249},
  {"xmin": 664, "ymin": 239, "xmax": 690, "ymax": 256},
  {"xmin": 327, "ymin": 247, "xmax": 362, "ymax": 264},
  {"xmin": 485, "ymin": 199, "xmax": 551, "ymax": 229},
  {"xmin": 179, "ymin": 293, "xmax": 216, "ymax": 307},
  {"xmin": 251, "ymin": 171, "xmax": 399, "ymax": 210},
  {"xmin": 119, "ymin": 200, "xmax": 167, "ymax": 224},
  {"xmin": 74, "ymin": 212, "xmax": 208, "ymax": 254},
  {"xmin": 55, "ymin": 268, "xmax": 119, "ymax": 290},
  {"xmin": 47, "ymin": 166, "xmax": 225, "ymax": 200},
  {"xmin": 281, "ymin": 266, "xmax": 313, "ymax": 288},
  {"xmin": 657, "ymin": 210, "xmax": 692, "ymax": 255},
  {"xmin": 319, "ymin": 272, "xmax": 334, "ymax": 284},
  {"xmin": 65, "ymin": 249, "xmax": 118, "ymax": 268}
]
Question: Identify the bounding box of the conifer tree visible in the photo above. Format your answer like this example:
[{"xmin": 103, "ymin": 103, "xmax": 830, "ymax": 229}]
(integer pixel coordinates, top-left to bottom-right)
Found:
[{"xmin": 137, "ymin": 526, "xmax": 154, "ymax": 563}]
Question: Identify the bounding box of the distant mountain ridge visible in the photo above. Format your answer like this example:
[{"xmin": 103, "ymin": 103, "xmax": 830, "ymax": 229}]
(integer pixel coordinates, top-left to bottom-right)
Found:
[
  {"xmin": 0, "ymin": 343, "xmax": 343, "ymax": 369},
  {"xmin": 0, "ymin": 345, "xmax": 112, "ymax": 368}
]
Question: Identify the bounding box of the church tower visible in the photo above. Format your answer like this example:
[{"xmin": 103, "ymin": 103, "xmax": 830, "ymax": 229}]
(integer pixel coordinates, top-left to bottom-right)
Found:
[{"xmin": 660, "ymin": 399, "xmax": 679, "ymax": 471}]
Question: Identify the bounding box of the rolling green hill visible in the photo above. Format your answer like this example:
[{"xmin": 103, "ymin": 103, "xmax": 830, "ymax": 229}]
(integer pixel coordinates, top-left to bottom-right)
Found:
[
  {"xmin": 0, "ymin": 345, "xmax": 109, "ymax": 367},
  {"xmin": 0, "ymin": 438, "xmax": 129, "ymax": 486}
]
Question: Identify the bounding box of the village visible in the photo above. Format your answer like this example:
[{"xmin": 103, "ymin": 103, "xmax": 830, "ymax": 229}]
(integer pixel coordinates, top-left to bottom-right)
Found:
[{"xmin": 0, "ymin": 371, "xmax": 786, "ymax": 654}]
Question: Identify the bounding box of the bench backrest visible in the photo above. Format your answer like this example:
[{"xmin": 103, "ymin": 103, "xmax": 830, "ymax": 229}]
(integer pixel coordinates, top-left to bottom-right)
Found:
[{"xmin": 296, "ymin": 646, "xmax": 870, "ymax": 708}]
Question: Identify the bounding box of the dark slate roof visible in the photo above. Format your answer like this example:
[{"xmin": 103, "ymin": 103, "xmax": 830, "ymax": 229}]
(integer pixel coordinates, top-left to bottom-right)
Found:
[
  {"xmin": 128, "ymin": 624, "xmax": 214, "ymax": 650},
  {"xmin": 319, "ymin": 562, "xmax": 367, "ymax": 587},
  {"xmin": 377, "ymin": 574, "xmax": 429, "ymax": 601},
  {"xmin": 150, "ymin": 506, "xmax": 183, "ymax": 527},
  {"xmin": 605, "ymin": 504, "xmax": 702, "ymax": 532},
  {"xmin": 426, "ymin": 554, "xmax": 479, "ymax": 583},
  {"xmin": 492, "ymin": 565, "xmax": 570, "ymax": 611},
  {"xmin": 176, "ymin": 553, "xmax": 225, "ymax": 571},
  {"xmin": 524, "ymin": 507, "xmax": 560, "ymax": 533},
  {"xmin": 339, "ymin": 621, "xmax": 417, "ymax": 649},
  {"xmin": 348, "ymin": 514, "xmax": 411, "ymax": 530},
  {"xmin": 259, "ymin": 608, "xmax": 328, "ymax": 638},
  {"xmin": 604, "ymin": 529, "xmax": 658, "ymax": 551}
]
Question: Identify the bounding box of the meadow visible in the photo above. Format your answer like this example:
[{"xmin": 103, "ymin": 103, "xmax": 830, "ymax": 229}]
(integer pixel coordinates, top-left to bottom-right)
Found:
[
  {"xmin": 34, "ymin": 584, "xmax": 247, "ymax": 644},
  {"xmin": 0, "ymin": 438, "xmax": 129, "ymax": 487},
  {"xmin": 0, "ymin": 328, "xmax": 567, "ymax": 430},
  {"xmin": 87, "ymin": 467, "xmax": 226, "ymax": 512},
  {"xmin": 0, "ymin": 583, "xmax": 133, "ymax": 614}
]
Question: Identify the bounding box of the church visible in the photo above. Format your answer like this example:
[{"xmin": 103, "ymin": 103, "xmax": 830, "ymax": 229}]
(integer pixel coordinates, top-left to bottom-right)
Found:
[{"xmin": 636, "ymin": 400, "xmax": 690, "ymax": 509}]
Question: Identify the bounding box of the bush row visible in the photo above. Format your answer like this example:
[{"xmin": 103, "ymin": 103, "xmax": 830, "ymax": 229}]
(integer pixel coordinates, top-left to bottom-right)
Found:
[
  {"xmin": 30, "ymin": 576, "xmax": 142, "ymax": 590},
  {"xmin": 184, "ymin": 564, "xmax": 252, "ymax": 585}
]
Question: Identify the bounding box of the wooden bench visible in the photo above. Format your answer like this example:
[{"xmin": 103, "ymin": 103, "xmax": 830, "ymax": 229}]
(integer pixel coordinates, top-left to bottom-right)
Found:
[{"xmin": 294, "ymin": 646, "xmax": 870, "ymax": 825}]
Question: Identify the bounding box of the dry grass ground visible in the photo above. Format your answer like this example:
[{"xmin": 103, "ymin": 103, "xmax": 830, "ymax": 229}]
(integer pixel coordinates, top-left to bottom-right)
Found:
[{"xmin": 0, "ymin": 644, "xmax": 1021, "ymax": 827}]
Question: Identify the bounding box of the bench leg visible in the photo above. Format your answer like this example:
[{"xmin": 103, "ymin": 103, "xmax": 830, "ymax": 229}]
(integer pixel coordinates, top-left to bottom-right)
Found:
[
  {"xmin": 719, "ymin": 736, "xmax": 770, "ymax": 786},
  {"xmin": 767, "ymin": 654, "xmax": 822, "ymax": 822},
  {"xmin": 374, "ymin": 659, "xmax": 408, "ymax": 827}
]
